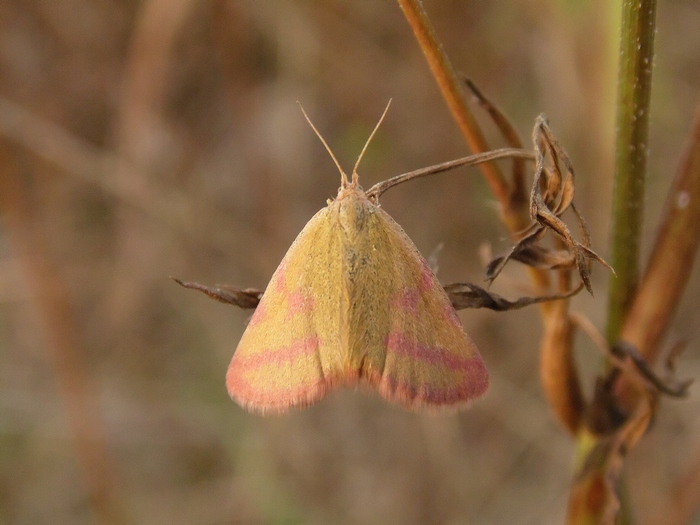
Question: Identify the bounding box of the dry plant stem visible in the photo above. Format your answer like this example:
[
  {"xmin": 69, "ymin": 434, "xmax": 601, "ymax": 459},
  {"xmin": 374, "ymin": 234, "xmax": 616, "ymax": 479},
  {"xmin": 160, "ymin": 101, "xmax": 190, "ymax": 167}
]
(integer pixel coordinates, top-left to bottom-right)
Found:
[
  {"xmin": 540, "ymin": 298, "xmax": 583, "ymax": 434},
  {"xmin": 615, "ymin": 100, "xmax": 700, "ymax": 410},
  {"xmin": 396, "ymin": 0, "xmax": 507, "ymax": 201},
  {"xmin": 397, "ymin": 0, "xmax": 591, "ymax": 435},
  {"xmin": 0, "ymin": 146, "xmax": 127, "ymax": 524},
  {"xmin": 540, "ymin": 241, "xmax": 584, "ymax": 434},
  {"xmin": 605, "ymin": 0, "xmax": 657, "ymax": 344},
  {"xmin": 620, "ymin": 101, "xmax": 700, "ymax": 357},
  {"xmin": 396, "ymin": 0, "xmax": 551, "ymax": 295},
  {"xmin": 367, "ymin": 148, "xmax": 534, "ymax": 199}
]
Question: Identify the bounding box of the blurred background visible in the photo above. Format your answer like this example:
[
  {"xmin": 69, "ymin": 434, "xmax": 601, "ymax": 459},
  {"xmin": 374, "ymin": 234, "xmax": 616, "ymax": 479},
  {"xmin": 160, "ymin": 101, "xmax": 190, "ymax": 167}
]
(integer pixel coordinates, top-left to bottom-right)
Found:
[{"xmin": 0, "ymin": 1, "xmax": 699, "ymax": 524}]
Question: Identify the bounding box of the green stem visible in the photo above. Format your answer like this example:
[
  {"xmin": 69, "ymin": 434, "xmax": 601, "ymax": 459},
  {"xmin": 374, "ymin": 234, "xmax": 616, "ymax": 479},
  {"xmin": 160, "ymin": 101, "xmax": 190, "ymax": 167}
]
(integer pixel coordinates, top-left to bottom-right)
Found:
[
  {"xmin": 605, "ymin": 0, "xmax": 657, "ymax": 344},
  {"xmin": 568, "ymin": 2, "xmax": 658, "ymax": 524}
]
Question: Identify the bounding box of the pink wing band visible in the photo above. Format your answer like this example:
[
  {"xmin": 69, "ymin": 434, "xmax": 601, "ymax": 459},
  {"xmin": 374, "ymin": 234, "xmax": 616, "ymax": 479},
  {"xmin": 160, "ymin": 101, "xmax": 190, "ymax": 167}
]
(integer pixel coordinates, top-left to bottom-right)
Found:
[{"xmin": 382, "ymin": 331, "xmax": 488, "ymax": 404}]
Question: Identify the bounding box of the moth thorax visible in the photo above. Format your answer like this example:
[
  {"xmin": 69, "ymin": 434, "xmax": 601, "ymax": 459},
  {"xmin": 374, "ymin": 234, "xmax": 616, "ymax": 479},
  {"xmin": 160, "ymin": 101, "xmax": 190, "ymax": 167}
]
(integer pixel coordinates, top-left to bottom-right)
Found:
[{"xmin": 338, "ymin": 194, "xmax": 368, "ymax": 241}]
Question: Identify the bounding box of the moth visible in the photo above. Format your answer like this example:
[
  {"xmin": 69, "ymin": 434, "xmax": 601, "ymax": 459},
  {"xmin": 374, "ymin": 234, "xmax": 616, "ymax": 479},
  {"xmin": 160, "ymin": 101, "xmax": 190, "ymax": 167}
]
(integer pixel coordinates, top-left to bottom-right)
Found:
[{"xmin": 227, "ymin": 104, "xmax": 488, "ymax": 413}]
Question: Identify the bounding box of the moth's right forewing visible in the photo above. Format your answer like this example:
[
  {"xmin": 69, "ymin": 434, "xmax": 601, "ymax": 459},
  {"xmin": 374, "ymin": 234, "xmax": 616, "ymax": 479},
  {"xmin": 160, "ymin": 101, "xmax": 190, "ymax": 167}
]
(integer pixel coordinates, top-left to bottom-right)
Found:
[{"xmin": 346, "ymin": 205, "xmax": 488, "ymax": 409}]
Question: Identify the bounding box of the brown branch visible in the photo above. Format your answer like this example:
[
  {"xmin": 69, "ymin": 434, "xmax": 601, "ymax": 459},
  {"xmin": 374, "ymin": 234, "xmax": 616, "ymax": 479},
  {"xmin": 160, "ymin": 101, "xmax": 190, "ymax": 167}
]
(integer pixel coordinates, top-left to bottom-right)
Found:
[
  {"xmin": 613, "ymin": 99, "xmax": 700, "ymax": 413},
  {"xmin": 620, "ymin": 101, "xmax": 700, "ymax": 358},
  {"xmin": 366, "ymin": 148, "xmax": 534, "ymax": 199},
  {"xmin": 540, "ymin": 300, "xmax": 584, "ymax": 435},
  {"xmin": 396, "ymin": 0, "xmax": 509, "ymax": 203},
  {"xmin": 172, "ymin": 278, "xmax": 263, "ymax": 309}
]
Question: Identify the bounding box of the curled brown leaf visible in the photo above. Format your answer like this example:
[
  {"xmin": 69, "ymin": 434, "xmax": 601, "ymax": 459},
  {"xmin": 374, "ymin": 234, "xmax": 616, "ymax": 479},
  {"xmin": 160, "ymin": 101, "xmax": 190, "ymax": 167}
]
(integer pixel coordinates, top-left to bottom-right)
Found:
[
  {"xmin": 487, "ymin": 115, "xmax": 611, "ymax": 293},
  {"xmin": 444, "ymin": 281, "xmax": 582, "ymax": 311},
  {"xmin": 172, "ymin": 278, "xmax": 262, "ymax": 309}
]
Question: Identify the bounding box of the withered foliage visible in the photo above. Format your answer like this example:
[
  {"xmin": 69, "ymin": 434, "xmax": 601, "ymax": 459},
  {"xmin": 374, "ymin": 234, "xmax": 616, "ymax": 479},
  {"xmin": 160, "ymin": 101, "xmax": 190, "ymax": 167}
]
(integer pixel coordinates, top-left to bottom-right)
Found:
[
  {"xmin": 567, "ymin": 334, "xmax": 690, "ymax": 525},
  {"xmin": 486, "ymin": 116, "xmax": 612, "ymax": 294},
  {"xmin": 567, "ymin": 394, "xmax": 655, "ymax": 525},
  {"xmin": 172, "ymin": 278, "xmax": 263, "ymax": 309},
  {"xmin": 444, "ymin": 282, "xmax": 581, "ymax": 311}
]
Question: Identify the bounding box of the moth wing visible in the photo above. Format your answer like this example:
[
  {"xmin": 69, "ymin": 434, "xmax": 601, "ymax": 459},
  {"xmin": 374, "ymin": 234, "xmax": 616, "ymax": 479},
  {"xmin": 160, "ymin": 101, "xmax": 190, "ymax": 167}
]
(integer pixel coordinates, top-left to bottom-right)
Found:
[
  {"xmin": 348, "ymin": 206, "xmax": 488, "ymax": 409},
  {"xmin": 226, "ymin": 207, "xmax": 345, "ymax": 413}
]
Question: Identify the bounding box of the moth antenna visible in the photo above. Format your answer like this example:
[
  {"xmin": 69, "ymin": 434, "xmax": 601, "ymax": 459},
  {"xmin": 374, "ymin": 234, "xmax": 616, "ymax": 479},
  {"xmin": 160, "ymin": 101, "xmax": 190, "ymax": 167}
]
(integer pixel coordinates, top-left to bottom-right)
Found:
[
  {"xmin": 352, "ymin": 99, "xmax": 392, "ymax": 186},
  {"xmin": 298, "ymin": 102, "xmax": 348, "ymax": 186}
]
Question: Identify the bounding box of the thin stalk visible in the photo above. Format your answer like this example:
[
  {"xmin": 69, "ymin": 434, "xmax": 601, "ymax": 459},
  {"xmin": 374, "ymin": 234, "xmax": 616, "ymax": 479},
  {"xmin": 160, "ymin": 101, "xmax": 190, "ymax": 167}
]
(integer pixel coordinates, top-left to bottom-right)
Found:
[
  {"xmin": 568, "ymin": 1, "xmax": 658, "ymax": 523},
  {"xmin": 605, "ymin": 0, "xmax": 657, "ymax": 344},
  {"xmin": 367, "ymin": 148, "xmax": 534, "ymax": 199}
]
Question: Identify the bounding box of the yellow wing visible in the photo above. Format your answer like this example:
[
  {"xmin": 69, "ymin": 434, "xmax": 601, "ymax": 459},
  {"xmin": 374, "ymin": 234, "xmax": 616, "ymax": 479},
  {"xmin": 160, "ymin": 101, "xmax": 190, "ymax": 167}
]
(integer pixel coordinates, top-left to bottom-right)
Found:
[
  {"xmin": 226, "ymin": 206, "xmax": 347, "ymax": 413},
  {"xmin": 228, "ymin": 187, "xmax": 488, "ymax": 413},
  {"xmin": 341, "ymin": 200, "xmax": 489, "ymax": 409}
]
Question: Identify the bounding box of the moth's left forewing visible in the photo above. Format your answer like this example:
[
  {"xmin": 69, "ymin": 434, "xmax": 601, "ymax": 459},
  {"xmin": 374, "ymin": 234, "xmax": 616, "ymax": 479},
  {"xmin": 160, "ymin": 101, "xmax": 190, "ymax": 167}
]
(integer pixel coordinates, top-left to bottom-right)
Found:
[
  {"xmin": 348, "ymin": 202, "xmax": 489, "ymax": 409},
  {"xmin": 227, "ymin": 206, "xmax": 347, "ymax": 413}
]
